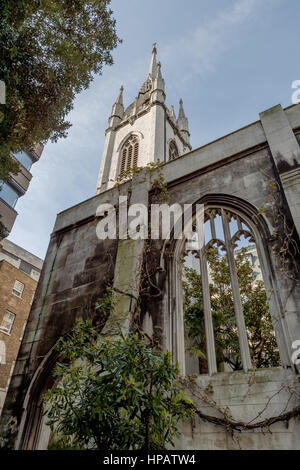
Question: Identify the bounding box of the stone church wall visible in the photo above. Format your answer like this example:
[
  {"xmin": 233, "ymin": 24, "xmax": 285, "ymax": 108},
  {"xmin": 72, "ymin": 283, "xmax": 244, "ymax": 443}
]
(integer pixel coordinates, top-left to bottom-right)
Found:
[{"xmin": 1, "ymin": 102, "xmax": 300, "ymax": 450}]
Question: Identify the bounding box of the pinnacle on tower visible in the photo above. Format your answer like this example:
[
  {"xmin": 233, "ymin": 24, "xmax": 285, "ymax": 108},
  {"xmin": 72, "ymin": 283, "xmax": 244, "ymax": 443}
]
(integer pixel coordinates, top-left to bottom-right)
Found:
[
  {"xmin": 170, "ymin": 105, "xmax": 176, "ymax": 121},
  {"xmin": 178, "ymin": 98, "xmax": 186, "ymax": 120},
  {"xmin": 177, "ymin": 98, "xmax": 190, "ymax": 144},
  {"xmin": 139, "ymin": 44, "xmax": 157, "ymax": 95},
  {"xmin": 148, "ymin": 42, "xmax": 157, "ymax": 79},
  {"xmin": 116, "ymin": 85, "xmax": 124, "ymax": 106},
  {"xmin": 109, "ymin": 85, "xmax": 124, "ymax": 126},
  {"xmin": 151, "ymin": 60, "xmax": 165, "ymax": 104},
  {"xmin": 156, "ymin": 61, "xmax": 162, "ymax": 80}
]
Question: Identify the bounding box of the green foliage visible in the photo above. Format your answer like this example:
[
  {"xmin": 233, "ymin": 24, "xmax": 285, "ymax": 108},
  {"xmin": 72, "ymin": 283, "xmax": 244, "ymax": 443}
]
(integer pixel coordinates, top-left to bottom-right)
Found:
[
  {"xmin": 0, "ymin": 0, "xmax": 120, "ymax": 181},
  {"xmin": 0, "ymin": 152, "xmax": 19, "ymax": 183},
  {"xmin": 44, "ymin": 318, "xmax": 192, "ymax": 450},
  {"xmin": 183, "ymin": 247, "xmax": 280, "ymax": 371},
  {"xmin": 47, "ymin": 434, "xmax": 85, "ymax": 450},
  {"xmin": 0, "ymin": 219, "xmax": 7, "ymax": 239}
]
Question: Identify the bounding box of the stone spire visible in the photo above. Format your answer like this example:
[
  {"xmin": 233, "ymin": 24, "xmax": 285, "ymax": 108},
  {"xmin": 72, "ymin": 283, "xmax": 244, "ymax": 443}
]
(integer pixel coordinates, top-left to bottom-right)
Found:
[
  {"xmin": 109, "ymin": 86, "xmax": 124, "ymax": 127},
  {"xmin": 177, "ymin": 98, "xmax": 190, "ymax": 144},
  {"xmin": 139, "ymin": 44, "xmax": 157, "ymax": 95},
  {"xmin": 148, "ymin": 42, "xmax": 157, "ymax": 79}
]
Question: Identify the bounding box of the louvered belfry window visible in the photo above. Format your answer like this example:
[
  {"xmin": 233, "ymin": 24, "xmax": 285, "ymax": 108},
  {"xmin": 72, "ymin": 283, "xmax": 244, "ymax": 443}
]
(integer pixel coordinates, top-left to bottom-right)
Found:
[
  {"xmin": 120, "ymin": 135, "xmax": 139, "ymax": 176},
  {"xmin": 169, "ymin": 140, "xmax": 179, "ymax": 161}
]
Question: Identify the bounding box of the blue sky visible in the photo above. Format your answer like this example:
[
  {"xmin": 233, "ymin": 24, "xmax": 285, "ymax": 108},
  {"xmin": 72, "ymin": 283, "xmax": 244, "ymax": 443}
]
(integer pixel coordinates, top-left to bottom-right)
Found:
[{"xmin": 8, "ymin": 0, "xmax": 300, "ymax": 259}]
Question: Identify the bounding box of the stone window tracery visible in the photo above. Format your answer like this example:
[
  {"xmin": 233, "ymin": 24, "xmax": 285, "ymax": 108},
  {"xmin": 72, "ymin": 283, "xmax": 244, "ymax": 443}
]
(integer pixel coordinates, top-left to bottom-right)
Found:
[
  {"xmin": 169, "ymin": 204, "xmax": 286, "ymax": 376},
  {"xmin": 169, "ymin": 140, "xmax": 179, "ymax": 161}
]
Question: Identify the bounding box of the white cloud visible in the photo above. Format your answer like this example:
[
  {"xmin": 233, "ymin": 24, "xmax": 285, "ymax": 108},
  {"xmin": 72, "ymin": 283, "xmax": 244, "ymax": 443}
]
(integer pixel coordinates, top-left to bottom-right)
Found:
[{"xmin": 160, "ymin": 0, "xmax": 267, "ymax": 85}]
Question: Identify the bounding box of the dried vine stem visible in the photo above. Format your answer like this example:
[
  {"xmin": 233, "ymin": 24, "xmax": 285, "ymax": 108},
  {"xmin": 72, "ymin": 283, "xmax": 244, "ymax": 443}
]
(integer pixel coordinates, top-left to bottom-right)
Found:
[
  {"xmin": 257, "ymin": 174, "xmax": 300, "ymax": 283},
  {"xmin": 183, "ymin": 401, "xmax": 300, "ymax": 433}
]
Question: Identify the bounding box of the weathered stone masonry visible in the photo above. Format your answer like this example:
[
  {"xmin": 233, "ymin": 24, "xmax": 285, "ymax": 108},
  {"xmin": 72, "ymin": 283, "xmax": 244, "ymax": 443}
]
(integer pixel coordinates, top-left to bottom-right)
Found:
[{"xmin": 1, "ymin": 46, "xmax": 300, "ymax": 450}]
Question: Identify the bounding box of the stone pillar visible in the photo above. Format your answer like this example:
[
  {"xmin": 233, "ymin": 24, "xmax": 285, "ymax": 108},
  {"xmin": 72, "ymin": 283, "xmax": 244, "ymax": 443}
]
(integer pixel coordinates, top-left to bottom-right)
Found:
[
  {"xmin": 96, "ymin": 127, "xmax": 117, "ymax": 194},
  {"xmin": 150, "ymin": 103, "xmax": 166, "ymax": 164},
  {"xmin": 199, "ymin": 249, "xmax": 218, "ymax": 375},
  {"xmin": 260, "ymin": 104, "xmax": 300, "ymax": 238},
  {"xmin": 103, "ymin": 169, "xmax": 151, "ymax": 336},
  {"xmin": 260, "ymin": 104, "xmax": 300, "ymax": 371},
  {"xmin": 221, "ymin": 209, "xmax": 252, "ymax": 371}
]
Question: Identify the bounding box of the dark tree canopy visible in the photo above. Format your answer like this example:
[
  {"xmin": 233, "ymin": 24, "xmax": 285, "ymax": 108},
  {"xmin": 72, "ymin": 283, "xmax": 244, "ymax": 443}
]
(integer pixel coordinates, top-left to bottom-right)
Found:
[
  {"xmin": 1, "ymin": 0, "xmax": 120, "ymax": 150},
  {"xmin": 0, "ymin": 0, "xmax": 120, "ymax": 216}
]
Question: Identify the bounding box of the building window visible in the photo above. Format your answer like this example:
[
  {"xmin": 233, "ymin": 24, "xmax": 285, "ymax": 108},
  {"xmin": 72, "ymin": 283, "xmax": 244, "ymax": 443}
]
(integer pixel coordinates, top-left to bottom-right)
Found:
[
  {"xmin": 0, "ymin": 182, "xmax": 19, "ymax": 208},
  {"xmin": 13, "ymin": 151, "xmax": 33, "ymax": 171},
  {"xmin": 0, "ymin": 340, "xmax": 6, "ymax": 364},
  {"xmin": 30, "ymin": 269, "xmax": 40, "ymax": 281},
  {"xmin": 20, "ymin": 260, "xmax": 32, "ymax": 275},
  {"xmin": 0, "ymin": 311, "xmax": 15, "ymax": 335},
  {"xmin": 169, "ymin": 140, "xmax": 179, "ymax": 161},
  {"xmin": 119, "ymin": 135, "xmax": 139, "ymax": 177},
  {"xmin": 12, "ymin": 280, "xmax": 24, "ymax": 298}
]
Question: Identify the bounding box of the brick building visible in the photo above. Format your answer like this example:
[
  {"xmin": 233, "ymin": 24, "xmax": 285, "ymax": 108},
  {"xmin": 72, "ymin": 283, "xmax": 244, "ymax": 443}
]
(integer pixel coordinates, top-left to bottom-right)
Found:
[{"xmin": 0, "ymin": 240, "xmax": 43, "ymax": 415}]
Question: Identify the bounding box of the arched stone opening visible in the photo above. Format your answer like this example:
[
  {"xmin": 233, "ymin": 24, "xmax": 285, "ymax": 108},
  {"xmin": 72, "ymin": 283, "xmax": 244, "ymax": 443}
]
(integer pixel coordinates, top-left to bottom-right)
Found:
[
  {"xmin": 162, "ymin": 194, "xmax": 291, "ymax": 375},
  {"xmin": 15, "ymin": 346, "xmax": 59, "ymax": 450}
]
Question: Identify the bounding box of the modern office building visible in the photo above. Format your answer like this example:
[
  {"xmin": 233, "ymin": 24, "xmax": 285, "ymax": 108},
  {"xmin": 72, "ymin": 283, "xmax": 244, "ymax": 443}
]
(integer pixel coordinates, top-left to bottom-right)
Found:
[{"xmin": 0, "ymin": 144, "xmax": 43, "ymax": 236}]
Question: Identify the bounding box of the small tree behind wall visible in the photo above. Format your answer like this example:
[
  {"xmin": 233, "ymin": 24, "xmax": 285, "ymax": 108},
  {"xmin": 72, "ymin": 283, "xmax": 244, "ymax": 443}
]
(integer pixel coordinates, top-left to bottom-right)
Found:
[
  {"xmin": 183, "ymin": 247, "xmax": 280, "ymax": 372},
  {"xmin": 44, "ymin": 316, "xmax": 193, "ymax": 450}
]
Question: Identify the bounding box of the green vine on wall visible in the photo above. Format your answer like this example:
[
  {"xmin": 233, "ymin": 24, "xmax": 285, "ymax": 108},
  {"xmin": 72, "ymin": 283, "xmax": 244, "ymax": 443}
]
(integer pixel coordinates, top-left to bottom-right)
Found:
[{"xmin": 257, "ymin": 176, "xmax": 300, "ymax": 283}]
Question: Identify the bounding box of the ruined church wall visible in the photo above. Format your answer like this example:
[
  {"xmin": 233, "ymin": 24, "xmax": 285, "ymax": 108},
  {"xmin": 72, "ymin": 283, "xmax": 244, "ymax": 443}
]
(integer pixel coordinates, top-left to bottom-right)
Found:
[
  {"xmin": 142, "ymin": 143, "xmax": 300, "ymax": 450},
  {"xmin": 0, "ymin": 216, "xmax": 118, "ymax": 443},
  {"xmin": 1, "ymin": 104, "xmax": 300, "ymax": 450},
  {"xmin": 144, "ymin": 144, "xmax": 300, "ymax": 347}
]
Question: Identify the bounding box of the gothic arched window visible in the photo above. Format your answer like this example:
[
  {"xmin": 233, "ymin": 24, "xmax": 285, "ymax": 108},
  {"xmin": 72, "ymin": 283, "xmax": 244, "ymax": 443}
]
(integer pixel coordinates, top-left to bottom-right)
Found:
[
  {"xmin": 168, "ymin": 202, "xmax": 287, "ymax": 376},
  {"xmin": 169, "ymin": 140, "xmax": 179, "ymax": 161},
  {"xmin": 119, "ymin": 135, "xmax": 139, "ymax": 176}
]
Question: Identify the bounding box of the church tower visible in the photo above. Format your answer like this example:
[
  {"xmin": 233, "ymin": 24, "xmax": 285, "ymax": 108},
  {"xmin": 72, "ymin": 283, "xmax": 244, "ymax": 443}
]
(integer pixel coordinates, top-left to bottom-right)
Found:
[{"xmin": 96, "ymin": 44, "xmax": 192, "ymax": 194}]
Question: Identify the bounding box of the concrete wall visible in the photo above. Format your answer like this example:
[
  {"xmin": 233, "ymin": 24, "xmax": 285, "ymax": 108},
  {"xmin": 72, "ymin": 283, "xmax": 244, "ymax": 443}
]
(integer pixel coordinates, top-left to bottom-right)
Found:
[
  {"xmin": 0, "ymin": 214, "xmax": 119, "ymax": 448},
  {"xmin": 173, "ymin": 369, "xmax": 300, "ymax": 450}
]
